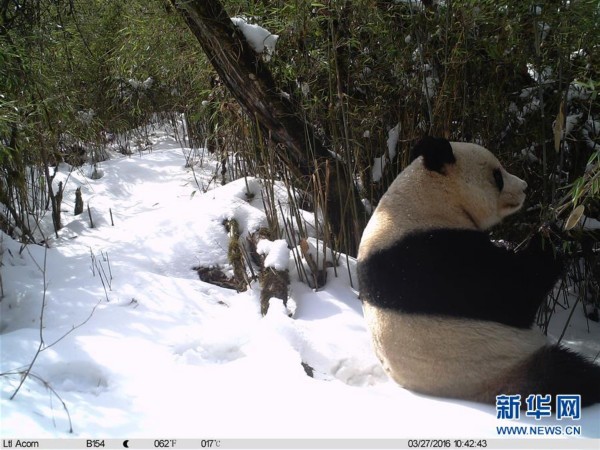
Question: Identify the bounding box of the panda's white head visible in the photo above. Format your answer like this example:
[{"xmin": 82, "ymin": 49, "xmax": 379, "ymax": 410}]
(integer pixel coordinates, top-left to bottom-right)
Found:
[
  {"xmin": 359, "ymin": 137, "xmax": 528, "ymax": 257},
  {"xmin": 429, "ymin": 139, "xmax": 528, "ymax": 230}
]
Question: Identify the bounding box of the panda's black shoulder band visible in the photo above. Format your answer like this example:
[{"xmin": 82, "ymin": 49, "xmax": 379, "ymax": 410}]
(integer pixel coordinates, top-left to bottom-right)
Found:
[
  {"xmin": 357, "ymin": 229, "xmax": 561, "ymax": 329},
  {"xmin": 411, "ymin": 136, "xmax": 456, "ymax": 173}
]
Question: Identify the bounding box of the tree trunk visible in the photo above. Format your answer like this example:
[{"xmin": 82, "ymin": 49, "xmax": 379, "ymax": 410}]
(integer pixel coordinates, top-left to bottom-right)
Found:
[{"xmin": 170, "ymin": 0, "xmax": 365, "ymax": 256}]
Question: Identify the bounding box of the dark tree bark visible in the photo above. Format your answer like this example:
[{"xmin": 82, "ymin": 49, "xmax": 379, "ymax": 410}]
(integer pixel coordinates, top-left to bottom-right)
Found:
[{"xmin": 170, "ymin": 0, "xmax": 365, "ymax": 256}]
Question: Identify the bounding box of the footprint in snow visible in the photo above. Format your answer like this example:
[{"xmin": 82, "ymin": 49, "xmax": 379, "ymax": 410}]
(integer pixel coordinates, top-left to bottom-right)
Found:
[{"xmin": 43, "ymin": 360, "xmax": 109, "ymax": 394}]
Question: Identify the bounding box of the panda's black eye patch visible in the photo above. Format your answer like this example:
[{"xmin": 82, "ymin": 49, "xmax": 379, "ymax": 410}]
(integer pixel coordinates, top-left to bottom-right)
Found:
[{"xmin": 493, "ymin": 168, "xmax": 504, "ymax": 191}]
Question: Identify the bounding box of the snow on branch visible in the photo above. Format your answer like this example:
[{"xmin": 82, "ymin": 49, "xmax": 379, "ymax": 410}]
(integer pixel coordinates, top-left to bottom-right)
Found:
[{"xmin": 231, "ymin": 17, "xmax": 278, "ymax": 61}]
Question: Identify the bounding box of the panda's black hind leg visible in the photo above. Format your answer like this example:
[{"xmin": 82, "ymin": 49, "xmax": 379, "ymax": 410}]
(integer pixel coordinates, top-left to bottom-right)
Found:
[{"xmin": 508, "ymin": 345, "xmax": 600, "ymax": 407}]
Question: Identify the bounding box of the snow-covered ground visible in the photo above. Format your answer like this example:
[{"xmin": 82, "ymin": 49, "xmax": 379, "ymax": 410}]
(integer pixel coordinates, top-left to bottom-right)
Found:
[{"xmin": 1, "ymin": 125, "xmax": 599, "ymax": 446}]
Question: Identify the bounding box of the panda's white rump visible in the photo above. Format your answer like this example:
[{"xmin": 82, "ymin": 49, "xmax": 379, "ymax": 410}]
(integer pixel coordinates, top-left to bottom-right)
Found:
[{"xmin": 362, "ymin": 303, "xmax": 546, "ymax": 402}]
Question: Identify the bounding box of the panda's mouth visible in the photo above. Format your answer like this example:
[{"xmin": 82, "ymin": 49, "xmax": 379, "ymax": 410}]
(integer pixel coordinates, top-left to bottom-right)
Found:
[
  {"xmin": 502, "ymin": 200, "xmax": 525, "ymax": 214},
  {"xmin": 502, "ymin": 192, "xmax": 526, "ymax": 212}
]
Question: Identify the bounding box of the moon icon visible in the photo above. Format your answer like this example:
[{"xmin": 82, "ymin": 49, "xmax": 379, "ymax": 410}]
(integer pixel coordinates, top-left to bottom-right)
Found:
[{"xmin": 123, "ymin": 440, "xmax": 130, "ymax": 448}]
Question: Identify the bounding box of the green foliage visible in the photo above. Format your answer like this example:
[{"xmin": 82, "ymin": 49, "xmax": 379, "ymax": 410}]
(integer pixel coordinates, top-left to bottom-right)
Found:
[
  {"xmin": 0, "ymin": 0, "xmax": 211, "ymax": 240},
  {"xmin": 218, "ymin": 1, "xmax": 599, "ymax": 199},
  {"xmin": 4, "ymin": 0, "xmax": 596, "ymax": 237}
]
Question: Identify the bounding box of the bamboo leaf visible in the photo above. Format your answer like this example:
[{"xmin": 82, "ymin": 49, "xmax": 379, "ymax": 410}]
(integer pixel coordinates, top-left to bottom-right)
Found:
[
  {"xmin": 553, "ymin": 100, "xmax": 565, "ymax": 153},
  {"xmin": 564, "ymin": 204, "xmax": 585, "ymax": 231}
]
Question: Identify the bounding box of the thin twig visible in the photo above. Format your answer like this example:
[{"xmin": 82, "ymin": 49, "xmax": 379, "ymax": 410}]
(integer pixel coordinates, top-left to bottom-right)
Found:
[
  {"xmin": 10, "ymin": 247, "xmax": 47, "ymax": 400},
  {"xmin": 2, "ymin": 371, "xmax": 73, "ymax": 433}
]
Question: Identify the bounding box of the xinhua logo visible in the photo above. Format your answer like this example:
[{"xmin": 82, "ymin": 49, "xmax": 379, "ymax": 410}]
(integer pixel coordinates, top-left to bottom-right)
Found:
[{"xmin": 495, "ymin": 394, "xmax": 582, "ymax": 421}]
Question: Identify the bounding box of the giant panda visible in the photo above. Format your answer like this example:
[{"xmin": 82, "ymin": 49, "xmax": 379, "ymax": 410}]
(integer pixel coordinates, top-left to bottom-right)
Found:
[{"xmin": 357, "ymin": 136, "xmax": 600, "ymax": 407}]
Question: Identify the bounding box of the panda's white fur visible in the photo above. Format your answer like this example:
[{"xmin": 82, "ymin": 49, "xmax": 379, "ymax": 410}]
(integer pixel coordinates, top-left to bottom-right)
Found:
[
  {"xmin": 357, "ymin": 137, "xmax": 600, "ymax": 406},
  {"xmin": 359, "ymin": 142, "xmax": 527, "ymax": 258},
  {"xmin": 362, "ymin": 307, "xmax": 545, "ymax": 403}
]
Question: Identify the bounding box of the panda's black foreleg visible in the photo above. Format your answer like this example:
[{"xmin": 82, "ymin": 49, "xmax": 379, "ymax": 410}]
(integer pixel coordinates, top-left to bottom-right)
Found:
[{"xmin": 515, "ymin": 232, "xmax": 565, "ymax": 311}]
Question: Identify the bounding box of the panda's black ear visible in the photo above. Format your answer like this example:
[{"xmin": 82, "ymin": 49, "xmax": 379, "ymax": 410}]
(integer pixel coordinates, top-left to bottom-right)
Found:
[{"xmin": 411, "ymin": 137, "xmax": 456, "ymax": 173}]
